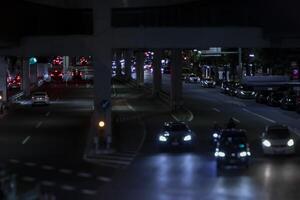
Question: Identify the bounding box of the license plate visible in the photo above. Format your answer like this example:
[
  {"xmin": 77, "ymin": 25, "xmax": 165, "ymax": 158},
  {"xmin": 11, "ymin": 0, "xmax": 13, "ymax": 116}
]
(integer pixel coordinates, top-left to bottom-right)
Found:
[{"xmin": 172, "ymin": 142, "xmax": 179, "ymax": 146}]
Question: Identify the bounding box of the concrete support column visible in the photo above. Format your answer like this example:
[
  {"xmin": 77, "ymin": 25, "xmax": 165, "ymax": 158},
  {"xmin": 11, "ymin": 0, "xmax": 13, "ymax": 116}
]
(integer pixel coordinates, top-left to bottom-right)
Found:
[
  {"xmin": 0, "ymin": 57, "xmax": 8, "ymax": 102},
  {"xmin": 22, "ymin": 58, "xmax": 30, "ymax": 97},
  {"xmin": 152, "ymin": 49, "xmax": 163, "ymax": 97},
  {"xmin": 171, "ymin": 49, "xmax": 183, "ymax": 110},
  {"xmin": 63, "ymin": 56, "xmax": 69, "ymax": 75},
  {"xmin": 136, "ymin": 51, "xmax": 144, "ymax": 86},
  {"xmin": 238, "ymin": 48, "xmax": 243, "ymax": 79},
  {"xmin": 124, "ymin": 50, "xmax": 132, "ymax": 80},
  {"xmin": 30, "ymin": 63, "xmax": 38, "ymax": 85},
  {"xmin": 116, "ymin": 50, "xmax": 122, "ymax": 77}
]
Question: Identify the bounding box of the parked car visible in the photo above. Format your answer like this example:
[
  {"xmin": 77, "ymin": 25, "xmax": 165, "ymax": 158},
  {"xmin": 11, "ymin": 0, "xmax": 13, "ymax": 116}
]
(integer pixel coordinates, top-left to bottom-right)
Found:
[
  {"xmin": 266, "ymin": 92, "xmax": 284, "ymax": 106},
  {"xmin": 201, "ymin": 78, "xmax": 216, "ymax": 88},
  {"xmin": 280, "ymin": 93, "xmax": 297, "ymax": 110},
  {"xmin": 236, "ymin": 85, "xmax": 256, "ymax": 99},
  {"xmin": 185, "ymin": 74, "xmax": 200, "ymax": 83},
  {"xmin": 256, "ymin": 91, "xmax": 269, "ymax": 104}
]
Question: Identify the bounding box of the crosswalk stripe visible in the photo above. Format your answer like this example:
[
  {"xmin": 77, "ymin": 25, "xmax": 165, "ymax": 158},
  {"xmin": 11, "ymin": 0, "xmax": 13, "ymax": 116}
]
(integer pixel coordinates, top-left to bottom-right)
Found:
[
  {"xmin": 77, "ymin": 172, "xmax": 92, "ymax": 178},
  {"xmin": 9, "ymin": 159, "xmax": 20, "ymax": 164},
  {"xmin": 22, "ymin": 176, "xmax": 36, "ymax": 182},
  {"xmin": 97, "ymin": 176, "xmax": 112, "ymax": 182},
  {"xmin": 59, "ymin": 169, "xmax": 73, "ymax": 174},
  {"xmin": 81, "ymin": 189, "xmax": 97, "ymax": 195},
  {"xmin": 61, "ymin": 185, "xmax": 76, "ymax": 191},
  {"xmin": 25, "ymin": 162, "xmax": 37, "ymax": 167},
  {"xmin": 41, "ymin": 180, "xmax": 56, "ymax": 187}
]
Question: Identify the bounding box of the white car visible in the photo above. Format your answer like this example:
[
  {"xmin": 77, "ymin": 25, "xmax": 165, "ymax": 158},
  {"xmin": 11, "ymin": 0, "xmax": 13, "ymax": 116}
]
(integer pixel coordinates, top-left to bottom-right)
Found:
[
  {"xmin": 32, "ymin": 92, "xmax": 50, "ymax": 105},
  {"xmin": 262, "ymin": 125, "xmax": 295, "ymax": 155},
  {"xmin": 185, "ymin": 74, "xmax": 200, "ymax": 83}
]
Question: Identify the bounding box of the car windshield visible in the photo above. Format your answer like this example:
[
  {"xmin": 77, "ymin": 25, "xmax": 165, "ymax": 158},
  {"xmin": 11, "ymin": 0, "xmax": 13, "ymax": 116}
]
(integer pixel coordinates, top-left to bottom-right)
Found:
[
  {"xmin": 267, "ymin": 128, "xmax": 290, "ymax": 139},
  {"xmin": 33, "ymin": 92, "xmax": 46, "ymax": 96},
  {"xmin": 164, "ymin": 124, "xmax": 189, "ymax": 132},
  {"xmin": 220, "ymin": 136, "xmax": 247, "ymax": 149},
  {"xmin": 190, "ymin": 75, "xmax": 196, "ymax": 78}
]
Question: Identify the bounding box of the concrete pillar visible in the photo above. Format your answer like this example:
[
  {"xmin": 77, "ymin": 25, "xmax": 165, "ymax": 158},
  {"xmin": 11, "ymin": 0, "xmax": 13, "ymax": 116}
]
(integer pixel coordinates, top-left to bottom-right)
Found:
[
  {"xmin": 30, "ymin": 63, "xmax": 38, "ymax": 85},
  {"xmin": 116, "ymin": 50, "xmax": 122, "ymax": 77},
  {"xmin": 93, "ymin": 50, "xmax": 112, "ymax": 149},
  {"xmin": 238, "ymin": 48, "xmax": 243, "ymax": 79},
  {"xmin": 152, "ymin": 49, "xmax": 163, "ymax": 97},
  {"xmin": 136, "ymin": 51, "xmax": 144, "ymax": 86},
  {"xmin": 124, "ymin": 50, "xmax": 132, "ymax": 80},
  {"xmin": 171, "ymin": 49, "xmax": 183, "ymax": 110},
  {"xmin": 63, "ymin": 56, "xmax": 69, "ymax": 74},
  {"xmin": 0, "ymin": 57, "xmax": 8, "ymax": 102},
  {"xmin": 22, "ymin": 58, "xmax": 30, "ymax": 97},
  {"xmin": 92, "ymin": 0, "xmax": 113, "ymax": 149}
]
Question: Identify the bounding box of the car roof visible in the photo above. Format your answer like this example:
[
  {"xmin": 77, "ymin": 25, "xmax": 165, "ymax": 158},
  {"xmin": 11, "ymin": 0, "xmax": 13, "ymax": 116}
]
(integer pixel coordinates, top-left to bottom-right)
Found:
[
  {"xmin": 267, "ymin": 124, "xmax": 288, "ymax": 131},
  {"xmin": 164, "ymin": 121, "xmax": 187, "ymax": 127}
]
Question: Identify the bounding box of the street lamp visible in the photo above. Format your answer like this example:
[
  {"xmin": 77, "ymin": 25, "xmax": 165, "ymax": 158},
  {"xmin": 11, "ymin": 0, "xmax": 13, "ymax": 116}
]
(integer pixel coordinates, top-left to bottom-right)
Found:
[{"xmin": 98, "ymin": 121, "xmax": 105, "ymax": 128}]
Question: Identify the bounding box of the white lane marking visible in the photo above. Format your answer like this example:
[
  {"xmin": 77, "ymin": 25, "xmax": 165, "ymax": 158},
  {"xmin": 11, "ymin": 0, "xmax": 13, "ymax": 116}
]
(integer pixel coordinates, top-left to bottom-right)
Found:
[
  {"xmin": 9, "ymin": 159, "xmax": 20, "ymax": 164},
  {"xmin": 35, "ymin": 121, "xmax": 43, "ymax": 128},
  {"xmin": 242, "ymin": 108, "xmax": 276, "ymax": 124},
  {"xmin": 22, "ymin": 136, "xmax": 31, "ymax": 144},
  {"xmin": 81, "ymin": 189, "xmax": 97, "ymax": 195},
  {"xmin": 25, "ymin": 162, "xmax": 37, "ymax": 167},
  {"xmin": 22, "ymin": 176, "xmax": 36, "ymax": 182},
  {"xmin": 41, "ymin": 180, "xmax": 56, "ymax": 187},
  {"xmin": 232, "ymin": 117, "xmax": 240, "ymax": 123},
  {"xmin": 127, "ymin": 104, "xmax": 135, "ymax": 112},
  {"xmin": 45, "ymin": 112, "xmax": 51, "ymax": 117},
  {"xmin": 77, "ymin": 172, "xmax": 92, "ymax": 178},
  {"xmin": 61, "ymin": 185, "xmax": 76, "ymax": 191},
  {"xmin": 212, "ymin": 108, "xmax": 221, "ymax": 113},
  {"xmin": 171, "ymin": 113, "xmax": 180, "ymax": 121},
  {"xmin": 97, "ymin": 176, "xmax": 112, "ymax": 182},
  {"xmin": 171, "ymin": 108, "xmax": 194, "ymax": 122},
  {"xmin": 98, "ymin": 155, "xmax": 135, "ymax": 161},
  {"xmin": 59, "ymin": 169, "xmax": 73, "ymax": 174},
  {"xmin": 42, "ymin": 165, "xmax": 55, "ymax": 170}
]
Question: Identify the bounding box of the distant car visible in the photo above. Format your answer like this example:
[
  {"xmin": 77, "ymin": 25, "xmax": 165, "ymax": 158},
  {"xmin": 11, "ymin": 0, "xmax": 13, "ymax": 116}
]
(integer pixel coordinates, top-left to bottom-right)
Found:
[
  {"xmin": 262, "ymin": 125, "xmax": 295, "ymax": 155},
  {"xmin": 220, "ymin": 81, "xmax": 231, "ymax": 94},
  {"xmin": 215, "ymin": 129, "xmax": 251, "ymax": 169},
  {"xmin": 31, "ymin": 92, "xmax": 49, "ymax": 105},
  {"xmin": 163, "ymin": 66, "xmax": 171, "ymax": 74},
  {"xmin": 158, "ymin": 122, "xmax": 196, "ymax": 150},
  {"xmin": 72, "ymin": 69, "xmax": 83, "ymax": 81},
  {"xmin": 185, "ymin": 74, "xmax": 200, "ymax": 83},
  {"xmin": 280, "ymin": 93, "xmax": 297, "ymax": 110},
  {"xmin": 201, "ymin": 78, "xmax": 216, "ymax": 88},
  {"xmin": 266, "ymin": 92, "xmax": 284, "ymax": 106},
  {"xmin": 256, "ymin": 91, "xmax": 269, "ymax": 104},
  {"xmin": 236, "ymin": 85, "xmax": 256, "ymax": 99},
  {"xmin": 181, "ymin": 68, "xmax": 191, "ymax": 80},
  {"xmin": 50, "ymin": 69, "xmax": 63, "ymax": 81}
]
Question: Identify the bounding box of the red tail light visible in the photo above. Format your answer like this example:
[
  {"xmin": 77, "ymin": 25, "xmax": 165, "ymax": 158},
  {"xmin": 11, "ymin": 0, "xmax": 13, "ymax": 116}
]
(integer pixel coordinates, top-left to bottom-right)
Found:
[
  {"xmin": 50, "ymin": 73, "xmax": 54, "ymax": 77},
  {"xmin": 80, "ymin": 72, "xmax": 83, "ymax": 76},
  {"xmin": 59, "ymin": 73, "xmax": 63, "ymax": 76}
]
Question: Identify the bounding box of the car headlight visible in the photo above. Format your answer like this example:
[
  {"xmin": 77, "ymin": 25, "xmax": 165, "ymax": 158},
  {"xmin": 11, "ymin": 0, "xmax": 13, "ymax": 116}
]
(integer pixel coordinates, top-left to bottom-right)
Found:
[
  {"xmin": 247, "ymin": 151, "xmax": 251, "ymax": 156},
  {"xmin": 287, "ymin": 139, "xmax": 294, "ymax": 147},
  {"xmin": 262, "ymin": 140, "xmax": 271, "ymax": 147},
  {"xmin": 159, "ymin": 135, "xmax": 167, "ymax": 142},
  {"xmin": 215, "ymin": 151, "xmax": 225, "ymax": 158},
  {"xmin": 213, "ymin": 133, "xmax": 219, "ymax": 138},
  {"xmin": 226, "ymin": 87, "xmax": 229, "ymax": 90},
  {"xmin": 241, "ymin": 91, "xmax": 245, "ymax": 95},
  {"xmin": 252, "ymin": 91, "xmax": 256, "ymax": 95},
  {"xmin": 239, "ymin": 151, "xmax": 247, "ymax": 157},
  {"xmin": 183, "ymin": 135, "xmax": 192, "ymax": 142}
]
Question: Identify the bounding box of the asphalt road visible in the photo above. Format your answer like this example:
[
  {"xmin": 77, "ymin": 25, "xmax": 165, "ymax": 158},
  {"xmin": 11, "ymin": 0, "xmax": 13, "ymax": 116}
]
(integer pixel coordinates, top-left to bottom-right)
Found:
[
  {"xmin": 100, "ymin": 71, "xmax": 300, "ymax": 200},
  {"xmin": 0, "ymin": 82, "xmax": 117, "ymax": 199}
]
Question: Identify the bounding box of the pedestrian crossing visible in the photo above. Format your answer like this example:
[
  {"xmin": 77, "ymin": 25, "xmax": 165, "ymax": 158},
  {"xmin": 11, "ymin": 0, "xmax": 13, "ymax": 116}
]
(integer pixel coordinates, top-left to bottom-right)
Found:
[
  {"xmin": 7, "ymin": 158, "xmax": 112, "ymax": 198},
  {"xmin": 84, "ymin": 151, "xmax": 138, "ymax": 169}
]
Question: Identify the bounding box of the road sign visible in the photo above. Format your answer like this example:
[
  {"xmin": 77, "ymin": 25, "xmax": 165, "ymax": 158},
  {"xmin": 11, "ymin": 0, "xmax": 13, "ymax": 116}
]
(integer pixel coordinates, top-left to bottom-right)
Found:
[{"xmin": 100, "ymin": 99, "xmax": 110, "ymax": 110}]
